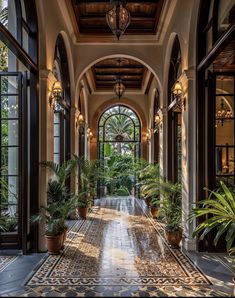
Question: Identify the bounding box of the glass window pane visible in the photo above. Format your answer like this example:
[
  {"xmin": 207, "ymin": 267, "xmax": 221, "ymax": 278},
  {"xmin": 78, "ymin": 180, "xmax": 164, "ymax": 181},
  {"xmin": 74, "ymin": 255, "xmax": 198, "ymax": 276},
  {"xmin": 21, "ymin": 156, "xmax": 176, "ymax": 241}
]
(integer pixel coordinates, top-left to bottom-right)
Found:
[
  {"xmin": 0, "ymin": 0, "xmax": 17, "ymax": 39},
  {"xmin": 1, "ymin": 146, "xmax": 18, "ymax": 175},
  {"xmin": 1, "ymin": 120, "xmax": 18, "ymax": 146},
  {"xmin": 206, "ymin": 26, "xmax": 213, "ymax": 54},
  {"xmin": 54, "ymin": 153, "xmax": 60, "ymax": 164},
  {"xmin": 1, "ymin": 76, "xmax": 19, "ymax": 94},
  {"xmin": 216, "ymin": 76, "xmax": 234, "ymax": 94},
  {"xmin": 54, "ymin": 123, "xmax": 60, "ymax": 137},
  {"xmin": 22, "ymin": 26, "xmax": 29, "ymax": 53},
  {"xmin": 1, "ymin": 96, "xmax": 19, "ymax": 118},
  {"xmin": 54, "ymin": 137, "xmax": 60, "ymax": 154},
  {"xmin": 216, "ymin": 147, "xmax": 234, "ymax": 175},
  {"xmin": 0, "ymin": 175, "xmax": 18, "ymax": 202}
]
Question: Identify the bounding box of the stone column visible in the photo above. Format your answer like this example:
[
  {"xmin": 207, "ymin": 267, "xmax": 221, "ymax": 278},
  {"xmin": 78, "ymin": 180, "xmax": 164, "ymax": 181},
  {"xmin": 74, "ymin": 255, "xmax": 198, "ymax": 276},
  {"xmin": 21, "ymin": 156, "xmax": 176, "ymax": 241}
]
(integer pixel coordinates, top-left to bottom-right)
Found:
[
  {"xmin": 179, "ymin": 68, "xmax": 197, "ymax": 251},
  {"xmin": 38, "ymin": 69, "xmax": 56, "ymax": 251}
]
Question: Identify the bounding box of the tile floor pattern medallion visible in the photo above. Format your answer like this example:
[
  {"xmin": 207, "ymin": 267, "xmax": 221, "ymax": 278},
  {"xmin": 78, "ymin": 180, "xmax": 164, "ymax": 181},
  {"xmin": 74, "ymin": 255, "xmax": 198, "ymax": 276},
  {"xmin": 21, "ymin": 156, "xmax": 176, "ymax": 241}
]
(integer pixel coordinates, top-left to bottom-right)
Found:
[
  {"xmin": 0, "ymin": 256, "xmax": 17, "ymax": 272},
  {"xmin": 26, "ymin": 198, "xmax": 210, "ymax": 288}
]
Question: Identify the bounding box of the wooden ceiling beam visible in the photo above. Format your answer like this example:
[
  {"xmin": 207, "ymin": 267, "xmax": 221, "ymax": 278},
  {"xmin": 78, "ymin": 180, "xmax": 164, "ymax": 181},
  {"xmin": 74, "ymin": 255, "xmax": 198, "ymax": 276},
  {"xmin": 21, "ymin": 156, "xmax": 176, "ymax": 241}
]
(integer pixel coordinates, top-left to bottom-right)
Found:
[{"xmin": 76, "ymin": 0, "xmax": 158, "ymax": 3}]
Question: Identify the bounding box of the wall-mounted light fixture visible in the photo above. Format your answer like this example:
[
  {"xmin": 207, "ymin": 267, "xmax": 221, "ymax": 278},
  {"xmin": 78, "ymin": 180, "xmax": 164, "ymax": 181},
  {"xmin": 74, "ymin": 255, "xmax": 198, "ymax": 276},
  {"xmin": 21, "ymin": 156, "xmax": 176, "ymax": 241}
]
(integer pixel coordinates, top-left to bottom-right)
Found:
[
  {"xmin": 49, "ymin": 81, "xmax": 63, "ymax": 111},
  {"xmin": 172, "ymin": 80, "xmax": 185, "ymax": 111},
  {"xmin": 75, "ymin": 109, "xmax": 85, "ymax": 128},
  {"xmin": 146, "ymin": 128, "xmax": 151, "ymax": 142},
  {"xmin": 87, "ymin": 127, "xmax": 93, "ymax": 141},
  {"xmin": 154, "ymin": 109, "xmax": 162, "ymax": 133}
]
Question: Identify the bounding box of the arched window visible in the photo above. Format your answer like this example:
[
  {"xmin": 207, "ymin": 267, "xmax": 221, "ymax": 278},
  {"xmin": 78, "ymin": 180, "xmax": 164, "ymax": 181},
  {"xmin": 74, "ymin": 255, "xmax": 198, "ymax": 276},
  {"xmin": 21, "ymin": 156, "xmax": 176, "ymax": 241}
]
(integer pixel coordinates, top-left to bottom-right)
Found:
[
  {"xmin": 98, "ymin": 105, "xmax": 141, "ymax": 153},
  {"xmin": 52, "ymin": 34, "xmax": 71, "ymax": 164},
  {"xmin": 167, "ymin": 36, "xmax": 182, "ymax": 183},
  {"xmin": 0, "ymin": 0, "xmax": 38, "ymax": 252}
]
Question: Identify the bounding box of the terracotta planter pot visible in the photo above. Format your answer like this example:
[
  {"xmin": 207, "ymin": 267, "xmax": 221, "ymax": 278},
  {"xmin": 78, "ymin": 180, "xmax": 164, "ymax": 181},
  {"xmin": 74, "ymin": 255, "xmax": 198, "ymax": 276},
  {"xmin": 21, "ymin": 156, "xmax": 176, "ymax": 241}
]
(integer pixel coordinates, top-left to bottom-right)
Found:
[
  {"xmin": 45, "ymin": 234, "xmax": 63, "ymax": 255},
  {"xmin": 165, "ymin": 229, "xmax": 182, "ymax": 248},
  {"xmin": 61, "ymin": 229, "xmax": 67, "ymax": 250},
  {"xmin": 150, "ymin": 206, "xmax": 160, "ymax": 218},
  {"xmin": 78, "ymin": 207, "xmax": 88, "ymax": 219}
]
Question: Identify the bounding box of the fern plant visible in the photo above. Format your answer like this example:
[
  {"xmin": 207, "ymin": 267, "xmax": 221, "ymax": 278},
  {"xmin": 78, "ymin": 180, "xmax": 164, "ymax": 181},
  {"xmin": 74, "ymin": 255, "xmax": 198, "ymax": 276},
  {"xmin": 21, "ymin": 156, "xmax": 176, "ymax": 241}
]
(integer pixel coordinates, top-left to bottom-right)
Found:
[{"xmin": 189, "ymin": 181, "xmax": 235, "ymax": 255}]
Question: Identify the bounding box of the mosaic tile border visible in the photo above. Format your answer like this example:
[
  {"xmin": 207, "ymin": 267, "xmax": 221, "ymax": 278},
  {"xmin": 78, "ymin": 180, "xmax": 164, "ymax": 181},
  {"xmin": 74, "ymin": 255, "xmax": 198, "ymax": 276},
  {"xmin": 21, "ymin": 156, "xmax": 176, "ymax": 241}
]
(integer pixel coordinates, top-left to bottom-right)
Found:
[
  {"xmin": 0, "ymin": 256, "xmax": 17, "ymax": 272},
  {"xmin": 26, "ymin": 198, "xmax": 211, "ymax": 287}
]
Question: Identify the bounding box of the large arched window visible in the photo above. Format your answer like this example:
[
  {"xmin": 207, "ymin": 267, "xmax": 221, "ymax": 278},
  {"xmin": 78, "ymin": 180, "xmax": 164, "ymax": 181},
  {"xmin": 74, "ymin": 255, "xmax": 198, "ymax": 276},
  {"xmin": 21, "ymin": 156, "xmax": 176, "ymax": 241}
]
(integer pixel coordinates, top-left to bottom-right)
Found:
[
  {"xmin": 0, "ymin": 0, "xmax": 38, "ymax": 253},
  {"xmin": 167, "ymin": 36, "xmax": 182, "ymax": 183},
  {"xmin": 52, "ymin": 34, "xmax": 71, "ymax": 164},
  {"xmin": 98, "ymin": 105, "xmax": 141, "ymax": 159}
]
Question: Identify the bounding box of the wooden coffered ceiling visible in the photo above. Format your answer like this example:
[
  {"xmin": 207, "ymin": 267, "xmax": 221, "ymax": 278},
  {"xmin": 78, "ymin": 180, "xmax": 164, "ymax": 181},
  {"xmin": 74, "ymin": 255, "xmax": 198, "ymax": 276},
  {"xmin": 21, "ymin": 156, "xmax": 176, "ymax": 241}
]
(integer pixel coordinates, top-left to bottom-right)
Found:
[
  {"xmin": 90, "ymin": 58, "xmax": 149, "ymax": 90},
  {"xmin": 70, "ymin": 0, "xmax": 165, "ymax": 36}
]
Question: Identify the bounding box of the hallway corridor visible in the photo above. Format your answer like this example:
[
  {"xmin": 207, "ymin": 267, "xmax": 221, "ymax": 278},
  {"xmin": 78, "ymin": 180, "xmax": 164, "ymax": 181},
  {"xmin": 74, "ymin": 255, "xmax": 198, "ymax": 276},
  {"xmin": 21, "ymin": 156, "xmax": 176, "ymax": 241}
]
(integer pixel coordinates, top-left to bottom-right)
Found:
[{"xmin": 0, "ymin": 197, "xmax": 233, "ymax": 297}]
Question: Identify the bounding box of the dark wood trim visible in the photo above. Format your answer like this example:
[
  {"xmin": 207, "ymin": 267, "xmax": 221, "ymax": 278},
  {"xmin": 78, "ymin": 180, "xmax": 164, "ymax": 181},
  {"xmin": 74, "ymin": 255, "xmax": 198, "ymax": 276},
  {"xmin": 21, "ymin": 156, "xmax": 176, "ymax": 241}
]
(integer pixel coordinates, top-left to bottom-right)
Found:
[
  {"xmin": 0, "ymin": 24, "xmax": 38, "ymax": 72},
  {"xmin": 197, "ymin": 23, "xmax": 235, "ymax": 71}
]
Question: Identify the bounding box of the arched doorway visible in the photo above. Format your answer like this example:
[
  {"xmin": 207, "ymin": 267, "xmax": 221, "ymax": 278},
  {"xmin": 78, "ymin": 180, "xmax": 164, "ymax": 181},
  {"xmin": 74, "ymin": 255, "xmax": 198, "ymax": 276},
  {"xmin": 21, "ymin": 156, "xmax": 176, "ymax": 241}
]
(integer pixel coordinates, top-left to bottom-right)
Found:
[{"xmin": 98, "ymin": 105, "xmax": 141, "ymax": 197}]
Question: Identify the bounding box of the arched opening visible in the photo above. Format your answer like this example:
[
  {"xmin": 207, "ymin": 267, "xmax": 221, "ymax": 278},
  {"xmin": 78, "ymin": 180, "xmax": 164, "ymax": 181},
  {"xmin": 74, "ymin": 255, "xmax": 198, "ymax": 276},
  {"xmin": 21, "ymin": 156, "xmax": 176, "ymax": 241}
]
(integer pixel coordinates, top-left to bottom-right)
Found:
[{"xmin": 98, "ymin": 105, "xmax": 141, "ymax": 197}]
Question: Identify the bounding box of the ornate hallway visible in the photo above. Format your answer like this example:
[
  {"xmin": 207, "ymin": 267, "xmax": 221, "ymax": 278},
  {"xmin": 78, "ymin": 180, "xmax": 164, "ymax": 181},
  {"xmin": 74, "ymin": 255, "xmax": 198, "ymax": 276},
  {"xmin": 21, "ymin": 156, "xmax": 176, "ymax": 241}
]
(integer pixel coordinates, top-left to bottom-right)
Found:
[{"xmin": 0, "ymin": 197, "xmax": 233, "ymax": 297}]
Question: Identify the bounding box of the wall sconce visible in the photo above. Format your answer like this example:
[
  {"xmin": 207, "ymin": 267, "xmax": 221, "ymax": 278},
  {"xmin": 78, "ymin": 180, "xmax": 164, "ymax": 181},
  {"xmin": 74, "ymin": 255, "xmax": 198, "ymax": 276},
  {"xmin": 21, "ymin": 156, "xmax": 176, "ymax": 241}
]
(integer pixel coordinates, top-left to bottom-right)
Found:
[
  {"xmin": 172, "ymin": 80, "xmax": 186, "ymax": 111},
  {"xmin": 49, "ymin": 81, "xmax": 63, "ymax": 110},
  {"xmin": 154, "ymin": 109, "xmax": 162, "ymax": 133},
  {"xmin": 75, "ymin": 109, "xmax": 85, "ymax": 128},
  {"xmin": 87, "ymin": 127, "xmax": 93, "ymax": 141},
  {"xmin": 146, "ymin": 128, "xmax": 151, "ymax": 142}
]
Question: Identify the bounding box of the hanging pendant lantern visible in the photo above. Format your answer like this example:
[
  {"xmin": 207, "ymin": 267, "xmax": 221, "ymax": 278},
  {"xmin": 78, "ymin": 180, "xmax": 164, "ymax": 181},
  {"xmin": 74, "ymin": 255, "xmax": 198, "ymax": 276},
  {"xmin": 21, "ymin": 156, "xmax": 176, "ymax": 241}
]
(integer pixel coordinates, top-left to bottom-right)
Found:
[
  {"xmin": 106, "ymin": 0, "xmax": 131, "ymax": 40},
  {"xmin": 114, "ymin": 78, "xmax": 125, "ymax": 99}
]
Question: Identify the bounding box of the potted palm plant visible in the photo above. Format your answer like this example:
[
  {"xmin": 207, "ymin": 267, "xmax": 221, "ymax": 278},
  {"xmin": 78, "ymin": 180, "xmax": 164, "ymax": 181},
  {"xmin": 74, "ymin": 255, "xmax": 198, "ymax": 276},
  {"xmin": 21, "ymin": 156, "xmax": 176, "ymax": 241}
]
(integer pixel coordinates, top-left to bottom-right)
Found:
[
  {"xmin": 74, "ymin": 155, "xmax": 100, "ymax": 207},
  {"xmin": 137, "ymin": 163, "xmax": 161, "ymax": 207},
  {"xmin": 76, "ymin": 194, "xmax": 91, "ymax": 219},
  {"xmin": 189, "ymin": 181, "xmax": 235, "ymax": 254},
  {"xmin": 31, "ymin": 160, "xmax": 77, "ymax": 253},
  {"xmin": 161, "ymin": 181, "xmax": 182, "ymax": 247},
  {"xmin": 31, "ymin": 199, "xmax": 75, "ymax": 254}
]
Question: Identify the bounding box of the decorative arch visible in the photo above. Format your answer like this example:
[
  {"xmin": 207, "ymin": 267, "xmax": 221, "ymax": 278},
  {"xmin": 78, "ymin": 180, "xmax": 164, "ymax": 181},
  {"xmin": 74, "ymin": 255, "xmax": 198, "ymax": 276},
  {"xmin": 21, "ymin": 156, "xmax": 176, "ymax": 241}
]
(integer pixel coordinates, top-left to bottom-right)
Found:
[{"xmin": 75, "ymin": 54, "xmax": 163, "ymax": 105}]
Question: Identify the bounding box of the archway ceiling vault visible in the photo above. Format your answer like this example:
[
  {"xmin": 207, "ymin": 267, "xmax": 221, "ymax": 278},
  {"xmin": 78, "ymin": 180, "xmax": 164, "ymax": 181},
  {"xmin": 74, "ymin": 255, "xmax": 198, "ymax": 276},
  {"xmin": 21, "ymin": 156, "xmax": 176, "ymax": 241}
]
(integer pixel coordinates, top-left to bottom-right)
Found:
[{"xmin": 84, "ymin": 57, "xmax": 154, "ymax": 93}]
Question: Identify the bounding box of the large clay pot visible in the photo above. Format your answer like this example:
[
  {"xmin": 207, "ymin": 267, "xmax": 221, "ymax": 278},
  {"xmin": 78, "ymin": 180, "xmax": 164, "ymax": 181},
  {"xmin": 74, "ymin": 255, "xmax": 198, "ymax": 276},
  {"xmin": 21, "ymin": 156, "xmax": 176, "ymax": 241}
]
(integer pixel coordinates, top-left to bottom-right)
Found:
[
  {"xmin": 165, "ymin": 229, "xmax": 182, "ymax": 248},
  {"xmin": 78, "ymin": 207, "xmax": 88, "ymax": 220},
  {"xmin": 150, "ymin": 206, "xmax": 160, "ymax": 218},
  {"xmin": 45, "ymin": 234, "xmax": 63, "ymax": 255}
]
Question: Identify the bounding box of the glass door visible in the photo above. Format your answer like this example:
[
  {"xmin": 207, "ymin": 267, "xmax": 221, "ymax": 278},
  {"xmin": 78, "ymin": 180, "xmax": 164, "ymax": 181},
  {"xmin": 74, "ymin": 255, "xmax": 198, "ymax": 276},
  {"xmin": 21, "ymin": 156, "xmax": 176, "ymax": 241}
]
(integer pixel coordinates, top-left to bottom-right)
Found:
[{"xmin": 0, "ymin": 72, "xmax": 23, "ymax": 249}]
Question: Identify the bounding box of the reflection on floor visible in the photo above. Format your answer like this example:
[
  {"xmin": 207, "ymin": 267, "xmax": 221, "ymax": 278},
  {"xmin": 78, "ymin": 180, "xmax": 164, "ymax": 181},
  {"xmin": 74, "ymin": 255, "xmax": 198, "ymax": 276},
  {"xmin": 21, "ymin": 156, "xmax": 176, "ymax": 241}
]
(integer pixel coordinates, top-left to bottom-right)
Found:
[{"xmin": 0, "ymin": 197, "xmax": 234, "ymax": 297}]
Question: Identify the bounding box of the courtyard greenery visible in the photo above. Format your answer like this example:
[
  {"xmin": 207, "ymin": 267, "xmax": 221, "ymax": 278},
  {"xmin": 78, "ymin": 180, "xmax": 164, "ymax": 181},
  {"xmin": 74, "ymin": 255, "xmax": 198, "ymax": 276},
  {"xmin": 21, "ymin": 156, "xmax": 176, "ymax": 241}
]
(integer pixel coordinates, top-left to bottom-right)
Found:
[{"xmin": 189, "ymin": 181, "xmax": 235, "ymax": 255}]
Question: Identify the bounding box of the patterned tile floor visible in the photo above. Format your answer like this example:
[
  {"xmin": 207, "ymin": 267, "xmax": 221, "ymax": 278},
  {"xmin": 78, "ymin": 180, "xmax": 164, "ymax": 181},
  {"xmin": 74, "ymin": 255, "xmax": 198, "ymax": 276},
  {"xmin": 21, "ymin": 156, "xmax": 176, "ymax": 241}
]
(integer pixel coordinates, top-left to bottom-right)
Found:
[
  {"xmin": 0, "ymin": 256, "xmax": 18, "ymax": 273},
  {"xmin": 0, "ymin": 197, "xmax": 234, "ymax": 297}
]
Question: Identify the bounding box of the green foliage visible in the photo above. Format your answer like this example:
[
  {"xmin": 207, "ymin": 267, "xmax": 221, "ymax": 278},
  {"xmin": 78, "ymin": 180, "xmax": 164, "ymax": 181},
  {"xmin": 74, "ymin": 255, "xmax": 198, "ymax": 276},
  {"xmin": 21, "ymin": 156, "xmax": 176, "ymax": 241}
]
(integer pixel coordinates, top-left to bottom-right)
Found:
[
  {"xmin": 0, "ymin": 214, "xmax": 17, "ymax": 232},
  {"xmin": 150, "ymin": 197, "xmax": 160, "ymax": 207},
  {"xmin": 161, "ymin": 181, "xmax": 182, "ymax": 231},
  {"xmin": 189, "ymin": 181, "xmax": 235, "ymax": 255},
  {"xmin": 40, "ymin": 160, "xmax": 77, "ymax": 187},
  {"xmin": 137, "ymin": 163, "xmax": 162, "ymax": 200},
  {"xmin": 32, "ymin": 160, "xmax": 77, "ymax": 236},
  {"xmin": 74, "ymin": 155, "xmax": 100, "ymax": 198},
  {"xmin": 31, "ymin": 199, "xmax": 76, "ymax": 236},
  {"xmin": 116, "ymin": 186, "xmax": 130, "ymax": 196},
  {"xmin": 102, "ymin": 153, "xmax": 137, "ymax": 195}
]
